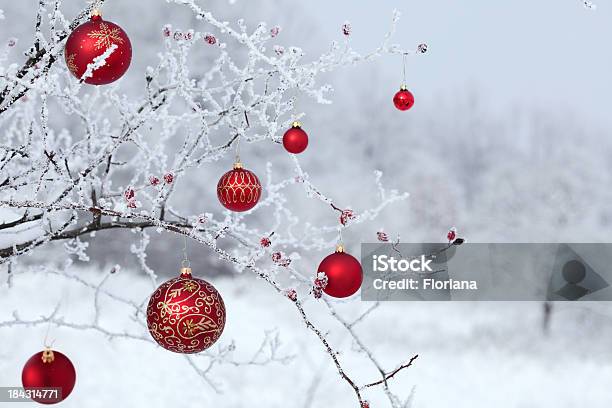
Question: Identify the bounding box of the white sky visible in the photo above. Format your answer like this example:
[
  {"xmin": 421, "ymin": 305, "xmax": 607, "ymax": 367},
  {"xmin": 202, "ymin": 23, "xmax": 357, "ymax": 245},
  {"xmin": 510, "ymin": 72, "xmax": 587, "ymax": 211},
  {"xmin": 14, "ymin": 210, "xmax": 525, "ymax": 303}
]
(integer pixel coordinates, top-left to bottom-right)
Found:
[{"xmin": 298, "ymin": 0, "xmax": 612, "ymax": 128}]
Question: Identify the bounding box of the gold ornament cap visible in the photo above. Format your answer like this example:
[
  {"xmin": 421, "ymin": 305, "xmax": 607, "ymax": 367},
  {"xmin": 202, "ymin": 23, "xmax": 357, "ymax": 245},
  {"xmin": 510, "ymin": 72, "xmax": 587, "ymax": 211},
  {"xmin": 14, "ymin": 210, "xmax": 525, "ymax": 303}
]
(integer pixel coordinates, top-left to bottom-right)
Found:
[
  {"xmin": 180, "ymin": 267, "xmax": 192, "ymax": 276},
  {"xmin": 41, "ymin": 348, "xmax": 55, "ymax": 364},
  {"xmin": 400, "ymin": 84, "xmax": 408, "ymax": 91},
  {"xmin": 335, "ymin": 244, "xmax": 345, "ymax": 253},
  {"xmin": 292, "ymin": 121, "xmax": 302, "ymax": 128},
  {"xmin": 233, "ymin": 161, "xmax": 243, "ymax": 169},
  {"xmin": 91, "ymin": 9, "xmax": 102, "ymax": 20}
]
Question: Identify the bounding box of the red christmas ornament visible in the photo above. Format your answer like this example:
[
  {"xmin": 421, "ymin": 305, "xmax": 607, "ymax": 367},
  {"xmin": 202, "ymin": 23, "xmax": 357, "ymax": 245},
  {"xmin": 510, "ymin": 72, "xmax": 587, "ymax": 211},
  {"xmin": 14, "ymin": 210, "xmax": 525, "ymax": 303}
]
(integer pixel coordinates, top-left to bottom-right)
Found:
[
  {"xmin": 283, "ymin": 121, "xmax": 309, "ymax": 154},
  {"xmin": 317, "ymin": 245, "xmax": 363, "ymax": 298},
  {"xmin": 64, "ymin": 10, "xmax": 132, "ymax": 85},
  {"xmin": 393, "ymin": 85, "xmax": 415, "ymax": 111},
  {"xmin": 217, "ymin": 162, "xmax": 262, "ymax": 212},
  {"xmin": 147, "ymin": 267, "xmax": 226, "ymax": 354},
  {"xmin": 22, "ymin": 349, "xmax": 76, "ymax": 404}
]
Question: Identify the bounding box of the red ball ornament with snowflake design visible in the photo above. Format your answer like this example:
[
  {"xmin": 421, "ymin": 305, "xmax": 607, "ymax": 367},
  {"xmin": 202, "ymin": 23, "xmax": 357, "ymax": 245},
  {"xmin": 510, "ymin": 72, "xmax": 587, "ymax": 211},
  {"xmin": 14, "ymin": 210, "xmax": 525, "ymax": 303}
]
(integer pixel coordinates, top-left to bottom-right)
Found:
[
  {"xmin": 64, "ymin": 10, "xmax": 132, "ymax": 85},
  {"xmin": 217, "ymin": 162, "xmax": 262, "ymax": 212},
  {"xmin": 22, "ymin": 348, "xmax": 76, "ymax": 404},
  {"xmin": 283, "ymin": 121, "xmax": 309, "ymax": 154},
  {"xmin": 146, "ymin": 267, "xmax": 226, "ymax": 354},
  {"xmin": 393, "ymin": 85, "xmax": 415, "ymax": 111},
  {"xmin": 317, "ymin": 245, "xmax": 363, "ymax": 298}
]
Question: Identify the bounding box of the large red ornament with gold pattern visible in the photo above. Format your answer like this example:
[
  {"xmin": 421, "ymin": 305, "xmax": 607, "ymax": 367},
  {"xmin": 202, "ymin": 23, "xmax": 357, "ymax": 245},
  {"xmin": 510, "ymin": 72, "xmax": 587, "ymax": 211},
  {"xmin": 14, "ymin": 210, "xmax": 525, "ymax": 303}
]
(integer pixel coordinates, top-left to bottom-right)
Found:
[
  {"xmin": 146, "ymin": 267, "xmax": 226, "ymax": 354},
  {"xmin": 21, "ymin": 349, "xmax": 76, "ymax": 404},
  {"xmin": 317, "ymin": 245, "xmax": 363, "ymax": 298},
  {"xmin": 64, "ymin": 10, "xmax": 132, "ymax": 85},
  {"xmin": 217, "ymin": 162, "xmax": 262, "ymax": 212}
]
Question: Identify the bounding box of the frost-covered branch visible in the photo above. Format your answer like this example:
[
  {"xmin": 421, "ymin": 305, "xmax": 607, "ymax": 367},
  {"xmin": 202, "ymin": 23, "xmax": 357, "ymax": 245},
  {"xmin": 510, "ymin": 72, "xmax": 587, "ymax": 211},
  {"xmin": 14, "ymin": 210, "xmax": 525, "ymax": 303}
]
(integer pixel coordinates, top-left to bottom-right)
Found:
[{"xmin": 0, "ymin": 1, "xmax": 423, "ymax": 406}]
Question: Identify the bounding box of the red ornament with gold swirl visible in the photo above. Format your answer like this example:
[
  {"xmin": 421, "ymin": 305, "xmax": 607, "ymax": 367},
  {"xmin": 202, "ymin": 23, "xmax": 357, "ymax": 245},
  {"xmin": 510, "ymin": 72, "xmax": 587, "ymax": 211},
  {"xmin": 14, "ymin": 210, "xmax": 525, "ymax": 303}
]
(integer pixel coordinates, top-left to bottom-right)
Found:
[
  {"xmin": 217, "ymin": 162, "xmax": 262, "ymax": 212},
  {"xmin": 146, "ymin": 267, "xmax": 226, "ymax": 354}
]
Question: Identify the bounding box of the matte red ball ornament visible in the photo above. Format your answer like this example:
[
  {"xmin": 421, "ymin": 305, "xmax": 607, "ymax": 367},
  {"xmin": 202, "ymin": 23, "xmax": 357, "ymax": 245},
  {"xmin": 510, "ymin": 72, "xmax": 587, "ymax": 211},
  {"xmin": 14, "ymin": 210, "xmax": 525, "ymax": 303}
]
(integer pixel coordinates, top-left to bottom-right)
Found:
[
  {"xmin": 217, "ymin": 162, "xmax": 262, "ymax": 212},
  {"xmin": 393, "ymin": 85, "xmax": 415, "ymax": 111},
  {"xmin": 147, "ymin": 267, "xmax": 226, "ymax": 354},
  {"xmin": 64, "ymin": 10, "xmax": 132, "ymax": 85},
  {"xmin": 283, "ymin": 121, "xmax": 309, "ymax": 154},
  {"xmin": 21, "ymin": 349, "xmax": 76, "ymax": 404},
  {"xmin": 317, "ymin": 245, "xmax": 363, "ymax": 298}
]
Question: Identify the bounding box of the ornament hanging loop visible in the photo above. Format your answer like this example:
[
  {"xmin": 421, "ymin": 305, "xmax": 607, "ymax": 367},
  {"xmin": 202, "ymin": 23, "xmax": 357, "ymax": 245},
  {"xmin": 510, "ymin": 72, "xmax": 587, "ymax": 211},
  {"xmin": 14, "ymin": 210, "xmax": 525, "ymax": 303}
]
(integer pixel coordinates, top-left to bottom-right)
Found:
[
  {"xmin": 336, "ymin": 227, "xmax": 345, "ymax": 252},
  {"xmin": 41, "ymin": 348, "xmax": 55, "ymax": 364},
  {"xmin": 43, "ymin": 311, "xmax": 57, "ymax": 350},
  {"xmin": 180, "ymin": 234, "xmax": 191, "ymax": 275},
  {"xmin": 401, "ymin": 52, "xmax": 408, "ymax": 88},
  {"xmin": 91, "ymin": 0, "xmax": 103, "ymax": 19},
  {"xmin": 234, "ymin": 134, "xmax": 242, "ymax": 167}
]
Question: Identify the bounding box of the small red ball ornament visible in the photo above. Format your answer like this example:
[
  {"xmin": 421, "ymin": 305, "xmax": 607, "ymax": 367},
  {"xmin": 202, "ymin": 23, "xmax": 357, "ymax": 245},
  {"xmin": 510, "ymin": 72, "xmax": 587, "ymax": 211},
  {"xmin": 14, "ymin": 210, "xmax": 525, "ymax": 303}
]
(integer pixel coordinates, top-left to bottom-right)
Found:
[
  {"xmin": 22, "ymin": 349, "xmax": 76, "ymax": 404},
  {"xmin": 317, "ymin": 245, "xmax": 363, "ymax": 298},
  {"xmin": 147, "ymin": 267, "xmax": 226, "ymax": 354},
  {"xmin": 64, "ymin": 10, "xmax": 132, "ymax": 85},
  {"xmin": 393, "ymin": 85, "xmax": 415, "ymax": 111},
  {"xmin": 217, "ymin": 162, "xmax": 262, "ymax": 212},
  {"xmin": 283, "ymin": 121, "xmax": 309, "ymax": 154}
]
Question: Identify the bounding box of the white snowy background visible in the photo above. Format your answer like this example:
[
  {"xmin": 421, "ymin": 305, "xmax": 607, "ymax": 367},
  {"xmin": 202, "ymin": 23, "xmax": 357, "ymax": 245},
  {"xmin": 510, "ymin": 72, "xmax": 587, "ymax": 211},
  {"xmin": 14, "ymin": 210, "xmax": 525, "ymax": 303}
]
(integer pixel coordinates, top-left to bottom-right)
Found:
[{"xmin": 1, "ymin": 0, "xmax": 612, "ymax": 407}]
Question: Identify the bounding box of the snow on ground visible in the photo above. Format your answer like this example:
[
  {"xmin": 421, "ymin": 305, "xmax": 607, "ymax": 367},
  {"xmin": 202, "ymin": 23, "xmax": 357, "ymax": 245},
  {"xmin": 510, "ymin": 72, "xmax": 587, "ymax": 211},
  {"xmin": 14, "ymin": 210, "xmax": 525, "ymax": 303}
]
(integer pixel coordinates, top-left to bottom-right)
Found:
[{"xmin": 1, "ymin": 267, "xmax": 611, "ymax": 407}]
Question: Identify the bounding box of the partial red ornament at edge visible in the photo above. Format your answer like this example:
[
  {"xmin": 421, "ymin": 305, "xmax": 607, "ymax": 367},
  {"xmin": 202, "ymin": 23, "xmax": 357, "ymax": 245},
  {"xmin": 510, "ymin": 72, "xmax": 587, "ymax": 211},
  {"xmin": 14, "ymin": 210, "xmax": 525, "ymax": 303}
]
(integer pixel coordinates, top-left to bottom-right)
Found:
[{"xmin": 22, "ymin": 349, "xmax": 76, "ymax": 405}]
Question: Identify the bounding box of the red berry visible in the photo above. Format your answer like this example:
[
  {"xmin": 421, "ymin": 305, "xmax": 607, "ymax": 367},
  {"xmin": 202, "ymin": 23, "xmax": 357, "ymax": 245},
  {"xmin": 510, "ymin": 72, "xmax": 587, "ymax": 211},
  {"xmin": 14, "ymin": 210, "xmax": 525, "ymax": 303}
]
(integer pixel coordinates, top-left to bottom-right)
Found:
[
  {"xmin": 285, "ymin": 289, "xmax": 297, "ymax": 301},
  {"xmin": 340, "ymin": 209, "xmax": 355, "ymax": 226},
  {"xmin": 377, "ymin": 231, "xmax": 389, "ymax": 242},
  {"xmin": 163, "ymin": 173, "xmax": 174, "ymax": 184},
  {"xmin": 314, "ymin": 272, "xmax": 329, "ymax": 289},
  {"xmin": 204, "ymin": 34, "xmax": 217, "ymax": 45},
  {"xmin": 260, "ymin": 237, "xmax": 271, "ymax": 247},
  {"xmin": 124, "ymin": 187, "xmax": 135, "ymax": 200}
]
